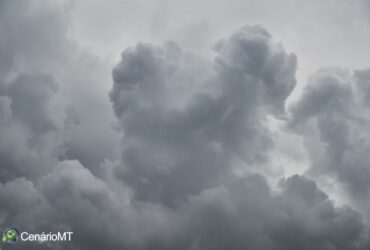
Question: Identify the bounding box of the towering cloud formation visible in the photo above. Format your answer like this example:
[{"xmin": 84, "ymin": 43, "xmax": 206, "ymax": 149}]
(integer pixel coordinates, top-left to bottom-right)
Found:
[
  {"xmin": 110, "ymin": 25, "xmax": 297, "ymax": 203},
  {"xmin": 0, "ymin": 1, "xmax": 370, "ymax": 250},
  {"xmin": 104, "ymin": 26, "xmax": 369, "ymax": 249}
]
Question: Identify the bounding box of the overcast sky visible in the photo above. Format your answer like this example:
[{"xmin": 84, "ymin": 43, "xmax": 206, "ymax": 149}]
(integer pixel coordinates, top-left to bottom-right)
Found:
[{"xmin": 1, "ymin": 0, "xmax": 370, "ymax": 249}]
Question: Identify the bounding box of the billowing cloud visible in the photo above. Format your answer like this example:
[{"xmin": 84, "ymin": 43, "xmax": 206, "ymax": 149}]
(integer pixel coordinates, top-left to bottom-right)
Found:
[
  {"xmin": 288, "ymin": 67, "xmax": 370, "ymax": 218},
  {"xmin": 0, "ymin": 73, "xmax": 64, "ymax": 183},
  {"xmin": 2, "ymin": 162, "xmax": 369, "ymax": 250},
  {"xmin": 110, "ymin": 25, "xmax": 297, "ymax": 203},
  {"xmin": 0, "ymin": 1, "xmax": 370, "ymax": 250},
  {"xmin": 0, "ymin": 0, "xmax": 120, "ymax": 180}
]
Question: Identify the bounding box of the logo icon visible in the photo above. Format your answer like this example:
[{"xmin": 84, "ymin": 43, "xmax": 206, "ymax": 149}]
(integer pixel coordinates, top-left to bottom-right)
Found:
[{"xmin": 2, "ymin": 228, "xmax": 19, "ymax": 243}]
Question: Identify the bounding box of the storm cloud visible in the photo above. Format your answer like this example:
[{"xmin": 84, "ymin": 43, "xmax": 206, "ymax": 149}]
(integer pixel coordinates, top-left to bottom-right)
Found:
[
  {"xmin": 110, "ymin": 25, "xmax": 297, "ymax": 204},
  {"xmin": 1, "ymin": 0, "xmax": 370, "ymax": 250},
  {"xmin": 288, "ymin": 67, "xmax": 370, "ymax": 219}
]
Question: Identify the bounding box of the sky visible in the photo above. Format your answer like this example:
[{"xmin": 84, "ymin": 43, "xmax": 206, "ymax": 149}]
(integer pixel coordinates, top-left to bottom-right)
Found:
[{"xmin": 0, "ymin": 0, "xmax": 370, "ymax": 249}]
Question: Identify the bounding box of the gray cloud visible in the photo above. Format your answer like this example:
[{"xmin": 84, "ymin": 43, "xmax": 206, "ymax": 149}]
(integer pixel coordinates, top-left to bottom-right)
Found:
[
  {"xmin": 179, "ymin": 175, "xmax": 369, "ymax": 250},
  {"xmin": 8, "ymin": 74, "xmax": 61, "ymax": 134},
  {"xmin": 2, "ymin": 162, "xmax": 369, "ymax": 250},
  {"xmin": 355, "ymin": 69, "xmax": 370, "ymax": 108},
  {"xmin": 0, "ymin": 0, "xmax": 120, "ymax": 180},
  {"xmin": 288, "ymin": 67, "xmax": 370, "ymax": 218},
  {"xmin": 0, "ymin": 73, "xmax": 63, "ymax": 182},
  {"xmin": 1, "ymin": 1, "xmax": 370, "ymax": 250},
  {"xmin": 110, "ymin": 25, "xmax": 296, "ymax": 204}
]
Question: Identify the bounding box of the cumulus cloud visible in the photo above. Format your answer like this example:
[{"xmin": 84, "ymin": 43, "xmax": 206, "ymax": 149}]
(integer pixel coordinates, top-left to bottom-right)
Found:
[
  {"xmin": 2, "ymin": 162, "xmax": 369, "ymax": 250},
  {"xmin": 0, "ymin": 73, "xmax": 64, "ymax": 182},
  {"xmin": 1, "ymin": 1, "xmax": 370, "ymax": 250},
  {"xmin": 288, "ymin": 67, "xmax": 370, "ymax": 219},
  {"xmin": 110, "ymin": 25, "xmax": 297, "ymax": 203},
  {"xmin": 0, "ymin": 0, "xmax": 120, "ymax": 179}
]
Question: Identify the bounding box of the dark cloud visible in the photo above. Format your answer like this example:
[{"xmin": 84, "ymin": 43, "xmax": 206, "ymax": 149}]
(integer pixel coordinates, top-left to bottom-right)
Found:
[
  {"xmin": 288, "ymin": 67, "xmax": 370, "ymax": 218},
  {"xmin": 355, "ymin": 69, "xmax": 370, "ymax": 107},
  {"xmin": 110, "ymin": 25, "xmax": 297, "ymax": 204},
  {"xmin": 0, "ymin": 0, "xmax": 120, "ymax": 180},
  {"xmin": 0, "ymin": 73, "xmax": 63, "ymax": 182},
  {"xmin": 289, "ymin": 68, "xmax": 354, "ymax": 125},
  {"xmin": 8, "ymin": 74, "xmax": 61, "ymax": 134},
  {"xmin": 2, "ymin": 164, "xmax": 369, "ymax": 250},
  {"xmin": 0, "ymin": 1, "xmax": 369, "ymax": 250},
  {"xmin": 178, "ymin": 175, "xmax": 369, "ymax": 250}
]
